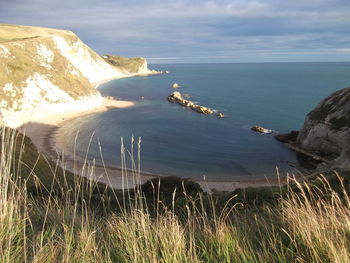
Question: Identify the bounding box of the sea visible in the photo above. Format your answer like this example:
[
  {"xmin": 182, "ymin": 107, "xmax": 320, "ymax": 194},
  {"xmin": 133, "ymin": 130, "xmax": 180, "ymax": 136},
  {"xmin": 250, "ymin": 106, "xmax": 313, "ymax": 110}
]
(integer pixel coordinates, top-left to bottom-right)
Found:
[{"xmin": 59, "ymin": 62, "xmax": 350, "ymax": 181}]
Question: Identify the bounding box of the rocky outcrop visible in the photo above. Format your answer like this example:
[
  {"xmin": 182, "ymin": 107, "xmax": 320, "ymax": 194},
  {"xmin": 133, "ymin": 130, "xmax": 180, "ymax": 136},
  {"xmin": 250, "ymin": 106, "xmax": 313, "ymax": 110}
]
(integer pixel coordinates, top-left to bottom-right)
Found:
[
  {"xmin": 0, "ymin": 24, "xmax": 154, "ymax": 128},
  {"xmin": 274, "ymin": 131, "xmax": 299, "ymax": 143},
  {"xmin": 167, "ymin": 91, "xmax": 216, "ymax": 115},
  {"xmin": 297, "ymin": 87, "xmax": 350, "ymax": 157},
  {"xmin": 277, "ymin": 87, "xmax": 350, "ymax": 169},
  {"xmin": 251, "ymin": 125, "xmax": 273, "ymax": 134}
]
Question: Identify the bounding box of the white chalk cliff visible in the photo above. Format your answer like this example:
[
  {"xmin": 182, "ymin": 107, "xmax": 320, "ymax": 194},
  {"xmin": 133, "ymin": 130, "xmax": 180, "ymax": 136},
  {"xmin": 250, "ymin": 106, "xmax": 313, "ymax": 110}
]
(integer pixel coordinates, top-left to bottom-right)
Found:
[{"xmin": 0, "ymin": 24, "xmax": 153, "ymax": 128}]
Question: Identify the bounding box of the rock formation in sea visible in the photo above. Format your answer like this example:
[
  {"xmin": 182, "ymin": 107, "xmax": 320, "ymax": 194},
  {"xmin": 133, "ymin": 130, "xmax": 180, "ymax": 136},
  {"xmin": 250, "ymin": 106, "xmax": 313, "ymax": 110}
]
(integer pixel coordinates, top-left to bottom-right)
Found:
[
  {"xmin": 167, "ymin": 91, "xmax": 218, "ymax": 115},
  {"xmin": 251, "ymin": 125, "xmax": 272, "ymax": 134},
  {"xmin": 0, "ymin": 23, "xmax": 154, "ymax": 128},
  {"xmin": 276, "ymin": 86, "xmax": 350, "ymax": 169}
]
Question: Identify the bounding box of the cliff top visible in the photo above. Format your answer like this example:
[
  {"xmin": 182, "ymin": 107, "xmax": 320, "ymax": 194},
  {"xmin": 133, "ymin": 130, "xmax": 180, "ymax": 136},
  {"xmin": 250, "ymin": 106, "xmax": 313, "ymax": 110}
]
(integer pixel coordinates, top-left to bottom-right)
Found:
[
  {"xmin": 102, "ymin": 54, "xmax": 146, "ymax": 74},
  {"xmin": 0, "ymin": 23, "xmax": 73, "ymax": 43}
]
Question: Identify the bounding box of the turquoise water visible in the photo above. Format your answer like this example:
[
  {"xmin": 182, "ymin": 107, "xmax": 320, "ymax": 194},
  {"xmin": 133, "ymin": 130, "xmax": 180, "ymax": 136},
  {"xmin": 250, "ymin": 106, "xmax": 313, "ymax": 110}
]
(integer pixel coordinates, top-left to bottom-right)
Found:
[{"xmin": 61, "ymin": 63, "xmax": 350, "ymax": 180}]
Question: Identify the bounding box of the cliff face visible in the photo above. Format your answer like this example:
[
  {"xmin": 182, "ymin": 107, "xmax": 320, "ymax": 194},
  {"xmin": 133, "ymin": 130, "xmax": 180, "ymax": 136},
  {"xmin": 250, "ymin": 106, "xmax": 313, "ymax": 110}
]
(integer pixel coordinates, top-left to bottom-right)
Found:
[
  {"xmin": 0, "ymin": 24, "xmax": 152, "ymax": 128},
  {"xmin": 297, "ymin": 87, "xmax": 350, "ymax": 168},
  {"xmin": 101, "ymin": 54, "xmax": 153, "ymax": 75}
]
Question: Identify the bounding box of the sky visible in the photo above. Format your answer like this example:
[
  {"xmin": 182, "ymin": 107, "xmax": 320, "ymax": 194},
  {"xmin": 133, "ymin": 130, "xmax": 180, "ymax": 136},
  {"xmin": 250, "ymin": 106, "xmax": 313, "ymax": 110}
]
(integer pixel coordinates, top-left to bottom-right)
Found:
[{"xmin": 1, "ymin": 0, "xmax": 350, "ymax": 64}]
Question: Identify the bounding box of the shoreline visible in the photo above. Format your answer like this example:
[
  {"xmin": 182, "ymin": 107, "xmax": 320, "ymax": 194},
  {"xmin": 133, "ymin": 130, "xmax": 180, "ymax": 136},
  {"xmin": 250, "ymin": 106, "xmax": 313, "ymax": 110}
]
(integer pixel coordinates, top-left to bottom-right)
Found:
[
  {"xmin": 18, "ymin": 97, "xmax": 156, "ymax": 188},
  {"xmin": 18, "ymin": 77, "xmax": 305, "ymax": 192}
]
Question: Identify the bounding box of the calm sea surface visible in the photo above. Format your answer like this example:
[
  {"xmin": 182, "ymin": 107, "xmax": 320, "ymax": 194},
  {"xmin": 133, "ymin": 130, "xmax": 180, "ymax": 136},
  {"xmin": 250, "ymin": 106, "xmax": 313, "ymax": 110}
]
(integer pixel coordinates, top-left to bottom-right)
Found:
[{"xmin": 60, "ymin": 63, "xmax": 350, "ymax": 180}]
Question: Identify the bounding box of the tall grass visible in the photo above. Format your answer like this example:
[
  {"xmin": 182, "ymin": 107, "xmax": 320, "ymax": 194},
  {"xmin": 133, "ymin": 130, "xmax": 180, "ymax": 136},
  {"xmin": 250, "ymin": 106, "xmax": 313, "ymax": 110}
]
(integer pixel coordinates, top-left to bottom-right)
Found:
[
  {"xmin": 0, "ymin": 128, "xmax": 26, "ymax": 263},
  {"xmin": 1, "ymin": 127, "xmax": 350, "ymax": 262}
]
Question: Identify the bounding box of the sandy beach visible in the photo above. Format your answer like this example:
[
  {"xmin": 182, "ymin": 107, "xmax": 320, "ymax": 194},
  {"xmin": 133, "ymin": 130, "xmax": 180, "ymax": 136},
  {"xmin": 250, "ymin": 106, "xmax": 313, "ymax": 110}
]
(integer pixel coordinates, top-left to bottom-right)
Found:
[
  {"xmin": 18, "ymin": 97, "xmax": 298, "ymax": 192},
  {"xmin": 18, "ymin": 98, "xmax": 156, "ymax": 187}
]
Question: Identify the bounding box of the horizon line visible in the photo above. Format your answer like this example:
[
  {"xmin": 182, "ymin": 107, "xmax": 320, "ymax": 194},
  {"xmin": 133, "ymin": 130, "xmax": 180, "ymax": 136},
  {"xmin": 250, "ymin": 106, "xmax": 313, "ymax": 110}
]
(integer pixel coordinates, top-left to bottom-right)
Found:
[{"xmin": 148, "ymin": 60, "xmax": 350, "ymax": 65}]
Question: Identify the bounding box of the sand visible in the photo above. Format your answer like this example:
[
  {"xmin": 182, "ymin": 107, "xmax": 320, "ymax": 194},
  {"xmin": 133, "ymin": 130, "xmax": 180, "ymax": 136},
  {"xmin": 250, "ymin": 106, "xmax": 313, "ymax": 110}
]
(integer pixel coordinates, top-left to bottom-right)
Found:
[
  {"xmin": 18, "ymin": 98, "xmax": 156, "ymax": 187},
  {"xmin": 18, "ymin": 97, "xmax": 297, "ymax": 192}
]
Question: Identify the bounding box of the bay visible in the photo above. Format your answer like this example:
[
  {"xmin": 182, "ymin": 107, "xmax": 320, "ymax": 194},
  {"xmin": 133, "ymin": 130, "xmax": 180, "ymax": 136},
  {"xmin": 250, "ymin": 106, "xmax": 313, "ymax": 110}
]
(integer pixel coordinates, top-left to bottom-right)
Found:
[{"xmin": 60, "ymin": 62, "xmax": 350, "ymax": 180}]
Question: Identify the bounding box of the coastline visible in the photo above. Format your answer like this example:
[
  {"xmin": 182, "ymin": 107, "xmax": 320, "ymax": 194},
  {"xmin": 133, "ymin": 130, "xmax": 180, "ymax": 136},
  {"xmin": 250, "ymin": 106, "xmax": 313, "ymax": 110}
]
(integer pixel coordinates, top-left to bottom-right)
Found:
[
  {"xmin": 19, "ymin": 100, "xmax": 298, "ymax": 192},
  {"xmin": 18, "ymin": 76, "xmax": 302, "ymax": 192},
  {"xmin": 19, "ymin": 97, "xmax": 156, "ymax": 188}
]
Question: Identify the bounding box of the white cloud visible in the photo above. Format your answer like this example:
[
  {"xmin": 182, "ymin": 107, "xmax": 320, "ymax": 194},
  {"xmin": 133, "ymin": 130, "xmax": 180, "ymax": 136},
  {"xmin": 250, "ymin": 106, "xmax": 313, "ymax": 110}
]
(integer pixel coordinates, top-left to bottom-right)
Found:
[{"xmin": 1, "ymin": 0, "xmax": 350, "ymax": 62}]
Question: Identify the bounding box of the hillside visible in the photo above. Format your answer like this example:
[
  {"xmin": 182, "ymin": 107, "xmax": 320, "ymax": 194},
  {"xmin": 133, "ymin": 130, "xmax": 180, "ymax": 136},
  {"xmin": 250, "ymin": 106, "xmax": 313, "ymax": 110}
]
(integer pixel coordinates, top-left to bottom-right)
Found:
[
  {"xmin": 3, "ymin": 126, "xmax": 350, "ymax": 262},
  {"xmin": 0, "ymin": 24, "xmax": 153, "ymax": 128},
  {"xmin": 275, "ymin": 86, "xmax": 350, "ymax": 171},
  {"xmin": 297, "ymin": 87, "xmax": 350, "ymax": 151}
]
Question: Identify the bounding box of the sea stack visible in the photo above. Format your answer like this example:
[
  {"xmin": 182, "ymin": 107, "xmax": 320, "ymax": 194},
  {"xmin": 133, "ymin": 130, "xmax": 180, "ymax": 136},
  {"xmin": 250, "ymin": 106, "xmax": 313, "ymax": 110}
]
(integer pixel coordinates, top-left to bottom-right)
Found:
[{"xmin": 172, "ymin": 83, "xmax": 180, "ymax": 88}]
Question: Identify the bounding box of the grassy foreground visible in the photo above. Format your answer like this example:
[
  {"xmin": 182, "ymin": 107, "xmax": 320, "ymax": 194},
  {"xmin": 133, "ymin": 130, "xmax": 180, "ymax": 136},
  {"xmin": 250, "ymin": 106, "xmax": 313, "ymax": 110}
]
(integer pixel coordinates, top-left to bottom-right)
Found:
[{"xmin": 2, "ymin": 128, "xmax": 350, "ymax": 262}]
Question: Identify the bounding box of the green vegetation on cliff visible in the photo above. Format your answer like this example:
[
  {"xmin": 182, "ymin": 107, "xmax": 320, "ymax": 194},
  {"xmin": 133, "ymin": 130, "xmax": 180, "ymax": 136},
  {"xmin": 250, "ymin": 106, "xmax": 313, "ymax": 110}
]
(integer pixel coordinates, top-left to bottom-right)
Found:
[
  {"xmin": 0, "ymin": 23, "xmax": 97, "ymax": 112},
  {"xmin": 307, "ymin": 87, "xmax": 350, "ymax": 130},
  {"xmin": 102, "ymin": 54, "xmax": 146, "ymax": 74},
  {"xmin": 0, "ymin": 23, "xmax": 156, "ymax": 128},
  {"xmin": 0, "ymin": 23, "xmax": 72, "ymax": 43}
]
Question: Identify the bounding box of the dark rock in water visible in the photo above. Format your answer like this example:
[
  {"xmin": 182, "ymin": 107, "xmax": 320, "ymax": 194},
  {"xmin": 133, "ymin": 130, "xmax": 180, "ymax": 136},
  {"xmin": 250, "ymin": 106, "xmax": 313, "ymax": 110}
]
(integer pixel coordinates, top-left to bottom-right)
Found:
[
  {"xmin": 217, "ymin": 113, "xmax": 224, "ymax": 118},
  {"xmin": 296, "ymin": 153, "xmax": 321, "ymax": 170},
  {"xmin": 275, "ymin": 131, "xmax": 329, "ymax": 164},
  {"xmin": 251, "ymin": 125, "xmax": 273, "ymax": 134},
  {"xmin": 274, "ymin": 131, "xmax": 299, "ymax": 143},
  {"xmin": 167, "ymin": 95, "xmax": 176, "ymax": 102}
]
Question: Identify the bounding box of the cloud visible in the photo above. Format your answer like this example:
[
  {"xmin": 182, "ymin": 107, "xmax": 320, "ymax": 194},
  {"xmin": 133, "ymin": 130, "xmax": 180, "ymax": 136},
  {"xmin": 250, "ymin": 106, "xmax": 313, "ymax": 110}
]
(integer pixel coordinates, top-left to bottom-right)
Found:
[{"xmin": 1, "ymin": 0, "xmax": 350, "ymax": 62}]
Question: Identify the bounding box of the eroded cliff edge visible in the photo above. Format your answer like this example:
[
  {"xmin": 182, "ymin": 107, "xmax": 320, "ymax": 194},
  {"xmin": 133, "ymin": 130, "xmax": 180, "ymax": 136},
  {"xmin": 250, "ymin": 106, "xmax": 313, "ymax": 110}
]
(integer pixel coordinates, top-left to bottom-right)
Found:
[
  {"xmin": 276, "ymin": 86, "xmax": 350, "ymax": 170},
  {"xmin": 0, "ymin": 23, "xmax": 154, "ymax": 128}
]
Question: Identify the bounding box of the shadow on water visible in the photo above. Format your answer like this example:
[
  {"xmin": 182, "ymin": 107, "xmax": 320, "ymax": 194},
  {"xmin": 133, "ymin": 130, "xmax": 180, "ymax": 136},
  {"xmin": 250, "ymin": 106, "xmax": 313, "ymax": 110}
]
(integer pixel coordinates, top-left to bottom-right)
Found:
[
  {"xmin": 218, "ymin": 160, "xmax": 253, "ymax": 176},
  {"xmin": 17, "ymin": 120, "xmax": 314, "ymax": 183}
]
